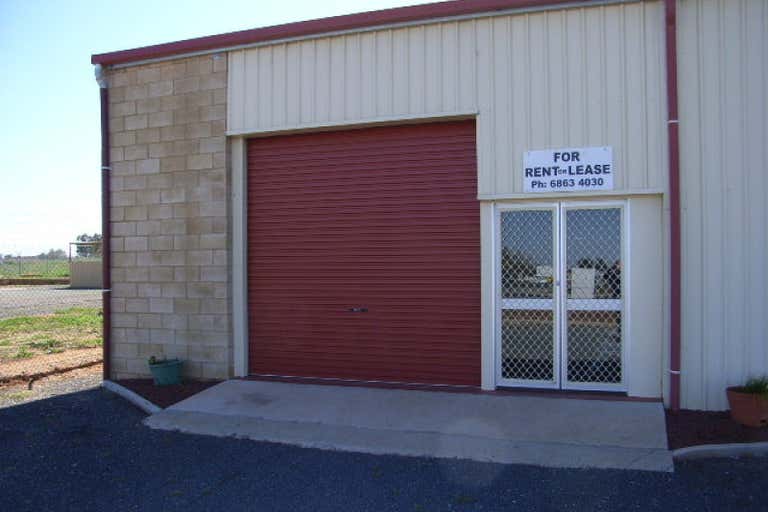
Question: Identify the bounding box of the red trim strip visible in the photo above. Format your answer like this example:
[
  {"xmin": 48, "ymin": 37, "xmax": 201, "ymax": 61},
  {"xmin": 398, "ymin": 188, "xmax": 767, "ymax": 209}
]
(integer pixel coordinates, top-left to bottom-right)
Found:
[
  {"xmin": 92, "ymin": 0, "xmax": 576, "ymax": 65},
  {"xmin": 100, "ymin": 87, "xmax": 112, "ymax": 380},
  {"xmin": 664, "ymin": 0, "xmax": 681, "ymax": 412}
]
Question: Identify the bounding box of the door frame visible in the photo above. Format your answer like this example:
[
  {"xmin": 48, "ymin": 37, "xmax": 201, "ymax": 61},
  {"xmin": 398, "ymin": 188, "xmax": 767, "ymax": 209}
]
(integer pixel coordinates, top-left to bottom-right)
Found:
[{"xmin": 492, "ymin": 199, "xmax": 630, "ymax": 392}]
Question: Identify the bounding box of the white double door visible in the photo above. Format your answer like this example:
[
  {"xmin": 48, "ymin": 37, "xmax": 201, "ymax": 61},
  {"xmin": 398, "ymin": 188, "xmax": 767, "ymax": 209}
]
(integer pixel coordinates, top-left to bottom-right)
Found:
[{"xmin": 496, "ymin": 201, "xmax": 626, "ymax": 391}]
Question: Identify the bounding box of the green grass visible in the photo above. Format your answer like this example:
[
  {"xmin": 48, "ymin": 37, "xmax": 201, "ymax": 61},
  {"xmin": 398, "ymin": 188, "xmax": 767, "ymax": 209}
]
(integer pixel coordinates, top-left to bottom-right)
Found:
[
  {"xmin": 0, "ymin": 259, "xmax": 70, "ymax": 278},
  {"xmin": 0, "ymin": 307, "xmax": 102, "ymax": 361},
  {"xmin": 13, "ymin": 347, "xmax": 34, "ymax": 359},
  {"xmin": 0, "ymin": 390, "xmax": 32, "ymax": 401},
  {"xmin": 28, "ymin": 337, "xmax": 65, "ymax": 353}
]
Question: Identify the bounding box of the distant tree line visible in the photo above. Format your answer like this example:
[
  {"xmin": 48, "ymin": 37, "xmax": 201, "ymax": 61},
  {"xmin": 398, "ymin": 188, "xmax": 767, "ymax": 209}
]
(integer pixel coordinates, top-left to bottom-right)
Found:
[
  {"xmin": 0, "ymin": 233, "xmax": 102, "ymax": 260},
  {"xmin": 2, "ymin": 250, "xmax": 66, "ymax": 260},
  {"xmin": 75, "ymin": 233, "xmax": 103, "ymax": 258},
  {"xmin": 38, "ymin": 249, "xmax": 67, "ymax": 259}
]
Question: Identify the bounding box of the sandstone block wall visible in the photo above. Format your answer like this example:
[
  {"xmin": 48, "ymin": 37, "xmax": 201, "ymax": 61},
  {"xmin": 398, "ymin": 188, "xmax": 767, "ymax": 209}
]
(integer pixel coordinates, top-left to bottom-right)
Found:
[{"xmin": 106, "ymin": 54, "xmax": 231, "ymax": 380}]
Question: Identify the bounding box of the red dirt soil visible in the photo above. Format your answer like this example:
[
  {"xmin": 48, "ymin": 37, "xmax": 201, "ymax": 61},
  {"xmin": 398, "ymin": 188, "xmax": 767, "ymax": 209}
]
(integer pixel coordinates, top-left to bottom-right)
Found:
[
  {"xmin": 115, "ymin": 379, "xmax": 221, "ymax": 409},
  {"xmin": 666, "ymin": 409, "xmax": 768, "ymax": 450},
  {"xmin": 0, "ymin": 348, "xmax": 102, "ymax": 384}
]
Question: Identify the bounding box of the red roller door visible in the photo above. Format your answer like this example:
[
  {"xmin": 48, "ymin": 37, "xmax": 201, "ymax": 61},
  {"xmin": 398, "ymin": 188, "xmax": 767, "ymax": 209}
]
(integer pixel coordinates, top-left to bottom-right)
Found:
[{"xmin": 247, "ymin": 120, "xmax": 480, "ymax": 385}]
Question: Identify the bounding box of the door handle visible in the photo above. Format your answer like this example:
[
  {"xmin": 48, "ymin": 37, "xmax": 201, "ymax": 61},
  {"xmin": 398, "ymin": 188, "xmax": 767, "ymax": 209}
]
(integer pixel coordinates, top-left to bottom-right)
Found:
[{"xmin": 347, "ymin": 307, "xmax": 368, "ymax": 313}]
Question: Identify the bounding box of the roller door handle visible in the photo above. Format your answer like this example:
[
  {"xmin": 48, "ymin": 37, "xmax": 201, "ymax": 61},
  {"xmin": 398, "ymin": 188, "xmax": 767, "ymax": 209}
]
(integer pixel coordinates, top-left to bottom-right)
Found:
[{"xmin": 347, "ymin": 307, "xmax": 368, "ymax": 313}]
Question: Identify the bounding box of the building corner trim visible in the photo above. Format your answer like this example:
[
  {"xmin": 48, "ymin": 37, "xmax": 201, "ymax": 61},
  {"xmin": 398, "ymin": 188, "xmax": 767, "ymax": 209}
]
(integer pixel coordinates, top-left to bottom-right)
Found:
[
  {"xmin": 97, "ymin": 66, "xmax": 112, "ymax": 381},
  {"xmin": 664, "ymin": 0, "xmax": 681, "ymax": 412},
  {"xmin": 231, "ymin": 137, "xmax": 249, "ymax": 377}
]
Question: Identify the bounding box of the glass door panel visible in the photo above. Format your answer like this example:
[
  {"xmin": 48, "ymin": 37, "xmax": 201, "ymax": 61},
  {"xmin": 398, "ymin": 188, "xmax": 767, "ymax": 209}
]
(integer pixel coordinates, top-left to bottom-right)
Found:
[
  {"xmin": 563, "ymin": 207, "xmax": 623, "ymax": 389},
  {"xmin": 496, "ymin": 202, "xmax": 625, "ymax": 391},
  {"xmin": 498, "ymin": 208, "xmax": 558, "ymax": 388}
]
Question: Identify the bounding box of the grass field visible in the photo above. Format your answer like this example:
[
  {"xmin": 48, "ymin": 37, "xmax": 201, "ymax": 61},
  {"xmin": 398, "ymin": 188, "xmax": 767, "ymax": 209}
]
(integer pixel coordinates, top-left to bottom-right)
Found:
[
  {"xmin": 0, "ymin": 307, "xmax": 102, "ymax": 361},
  {"xmin": 0, "ymin": 259, "xmax": 70, "ymax": 278}
]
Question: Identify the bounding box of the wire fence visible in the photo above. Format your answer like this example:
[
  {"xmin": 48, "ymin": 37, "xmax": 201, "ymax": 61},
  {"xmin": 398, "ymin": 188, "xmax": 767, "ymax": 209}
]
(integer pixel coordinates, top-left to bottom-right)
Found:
[
  {"xmin": 0, "ymin": 254, "xmax": 103, "ymax": 394},
  {"xmin": 0, "ymin": 257, "xmax": 70, "ymax": 279}
]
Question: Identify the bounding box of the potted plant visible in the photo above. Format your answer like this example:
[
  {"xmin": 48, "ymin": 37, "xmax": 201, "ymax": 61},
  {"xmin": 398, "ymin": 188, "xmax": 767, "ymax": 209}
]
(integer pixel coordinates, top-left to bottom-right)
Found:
[
  {"xmin": 727, "ymin": 376, "xmax": 768, "ymax": 427},
  {"xmin": 148, "ymin": 356, "xmax": 183, "ymax": 386}
]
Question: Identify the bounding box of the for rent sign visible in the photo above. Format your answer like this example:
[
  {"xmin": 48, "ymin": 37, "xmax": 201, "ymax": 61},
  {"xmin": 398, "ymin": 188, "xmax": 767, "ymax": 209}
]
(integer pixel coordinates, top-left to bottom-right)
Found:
[{"xmin": 523, "ymin": 146, "xmax": 613, "ymax": 193}]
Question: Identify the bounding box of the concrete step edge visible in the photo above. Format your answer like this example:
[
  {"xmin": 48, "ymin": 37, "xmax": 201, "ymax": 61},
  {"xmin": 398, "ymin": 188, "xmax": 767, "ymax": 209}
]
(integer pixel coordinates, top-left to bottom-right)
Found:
[
  {"xmin": 166, "ymin": 403, "xmax": 667, "ymax": 451},
  {"xmin": 145, "ymin": 409, "xmax": 673, "ymax": 472},
  {"xmin": 102, "ymin": 380, "xmax": 162, "ymax": 414},
  {"xmin": 673, "ymin": 442, "xmax": 768, "ymax": 460}
]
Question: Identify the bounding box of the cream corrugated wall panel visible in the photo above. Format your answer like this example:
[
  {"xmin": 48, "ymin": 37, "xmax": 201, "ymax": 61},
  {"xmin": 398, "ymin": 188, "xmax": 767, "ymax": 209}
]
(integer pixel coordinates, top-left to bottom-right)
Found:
[
  {"xmin": 457, "ymin": 21, "xmax": 478, "ymax": 113},
  {"xmin": 227, "ymin": 50, "xmax": 245, "ymax": 132},
  {"xmin": 285, "ymin": 44, "xmax": 300, "ymax": 125},
  {"xmin": 678, "ymin": 0, "xmax": 768, "ymax": 410},
  {"xmin": 271, "ymin": 44, "xmax": 287, "ymax": 128},
  {"xmin": 228, "ymin": 2, "xmax": 668, "ymax": 198},
  {"xmin": 313, "ymin": 40, "xmax": 328, "ymax": 122},
  {"xmin": 360, "ymin": 33, "xmax": 376, "ymax": 119},
  {"xmin": 344, "ymin": 36, "xmax": 360, "ymax": 120}
]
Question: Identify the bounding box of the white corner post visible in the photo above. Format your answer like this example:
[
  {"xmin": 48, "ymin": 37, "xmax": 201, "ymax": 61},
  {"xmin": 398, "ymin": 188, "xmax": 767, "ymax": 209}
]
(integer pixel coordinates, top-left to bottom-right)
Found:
[
  {"xmin": 480, "ymin": 201, "xmax": 496, "ymax": 390},
  {"xmin": 231, "ymin": 136, "xmax": 249, "ymax": 377}
]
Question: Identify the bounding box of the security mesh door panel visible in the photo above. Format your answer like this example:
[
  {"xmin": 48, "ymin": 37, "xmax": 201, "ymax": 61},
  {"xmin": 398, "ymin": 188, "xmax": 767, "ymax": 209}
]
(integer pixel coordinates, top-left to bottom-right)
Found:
[
  {"xmin": 247, "ymin": 121, "xmax": 480, "ymax": 385},
  {"xmin": 501, "ymin": 310, "xmax": 554, "ymax": 381},
  {"xmin": 499, "ymin": 210, "xmax": 556, "ymax": 384},
  {"xmin": 564, "ymin": 208, "xmax": 622, "ymax": 385}
]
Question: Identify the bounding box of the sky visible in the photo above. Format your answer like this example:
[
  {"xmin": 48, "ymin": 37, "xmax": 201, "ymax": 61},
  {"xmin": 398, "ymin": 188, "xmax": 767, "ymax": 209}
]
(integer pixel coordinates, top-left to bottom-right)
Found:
[{"xmin": 0, "ymin": 0, "xmax": 432, "ymax": 256}]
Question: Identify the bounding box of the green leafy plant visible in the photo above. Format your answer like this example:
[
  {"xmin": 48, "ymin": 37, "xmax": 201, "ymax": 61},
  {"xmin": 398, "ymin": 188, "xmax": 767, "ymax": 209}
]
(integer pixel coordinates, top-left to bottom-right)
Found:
[
  {"xmin": 742, "ymin": 376, "xmax": 768, "ymax": 397},
  {"xmin": 148, "ymin": 355, "xmax": 176, "ymax": 365}
]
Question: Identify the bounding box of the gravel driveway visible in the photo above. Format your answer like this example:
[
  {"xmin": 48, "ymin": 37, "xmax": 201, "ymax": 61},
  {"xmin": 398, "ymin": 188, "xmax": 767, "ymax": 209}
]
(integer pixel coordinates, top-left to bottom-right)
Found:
[
  {"xmin": 0, "ymin": 285, "xmax": 101, "ymax": 319},
  {"xmin": 0, "ymin": 364, "xmax": 102, "ymax": 408},
  {"xmin": 1, "ymin": 388, "xmax": 767, "ymax": 511}
]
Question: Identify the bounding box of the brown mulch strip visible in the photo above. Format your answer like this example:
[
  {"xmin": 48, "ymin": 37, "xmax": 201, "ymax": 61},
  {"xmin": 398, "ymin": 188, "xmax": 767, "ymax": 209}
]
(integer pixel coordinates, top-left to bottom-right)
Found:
[
  {"xmin": 0, "ymin": 278, "xmax": 69, "ymax": 285},
  {"xmin": 0, "ymin": 348, "xmax": 103, "ymax": 385},
  {"xmin": 115, "ymin": 378, "xmax": 222, "ymax": 409},
  {"xmin": 666, "ymin": 409, "xmax": 768, "ymax": 450}
]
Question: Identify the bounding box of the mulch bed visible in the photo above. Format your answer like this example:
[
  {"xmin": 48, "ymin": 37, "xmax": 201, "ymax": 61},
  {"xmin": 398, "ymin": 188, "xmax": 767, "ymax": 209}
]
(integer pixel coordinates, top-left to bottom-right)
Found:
[
  {"xmin": 115, "ymin": 379, "xmax": 221, "ymax": 409},
  {"xmin": 666, "ymin": 409, "xmax": 768, "ymax": 450}
]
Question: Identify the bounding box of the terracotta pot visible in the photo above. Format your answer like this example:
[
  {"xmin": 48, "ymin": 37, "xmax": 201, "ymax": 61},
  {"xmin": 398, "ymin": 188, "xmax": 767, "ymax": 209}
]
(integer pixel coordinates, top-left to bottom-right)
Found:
[{"xmin": 727, "ymin": 386, "xmax": 768, "ymax": 428}]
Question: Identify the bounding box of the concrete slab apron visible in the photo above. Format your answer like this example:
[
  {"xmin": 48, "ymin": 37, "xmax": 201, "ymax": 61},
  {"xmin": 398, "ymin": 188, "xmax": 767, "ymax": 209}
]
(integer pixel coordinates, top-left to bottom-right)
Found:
[{"xmin": 144, "ymin": 380, "xmax": 673, "ymax": 472}]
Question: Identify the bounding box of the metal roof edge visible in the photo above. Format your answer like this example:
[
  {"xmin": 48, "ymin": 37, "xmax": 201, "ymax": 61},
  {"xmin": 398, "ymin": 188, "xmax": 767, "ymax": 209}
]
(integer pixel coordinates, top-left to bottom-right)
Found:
[{"xmin": 91, "ymin": 0, "xmax": 590, "ymax": 66}]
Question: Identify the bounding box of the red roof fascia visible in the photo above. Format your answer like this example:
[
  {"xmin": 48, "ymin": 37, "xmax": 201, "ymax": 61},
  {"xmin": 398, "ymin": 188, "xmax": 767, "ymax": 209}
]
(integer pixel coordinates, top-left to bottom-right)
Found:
[{"xmin": 91, "ymin": 0, "xmax": 574, "ymax": 65}]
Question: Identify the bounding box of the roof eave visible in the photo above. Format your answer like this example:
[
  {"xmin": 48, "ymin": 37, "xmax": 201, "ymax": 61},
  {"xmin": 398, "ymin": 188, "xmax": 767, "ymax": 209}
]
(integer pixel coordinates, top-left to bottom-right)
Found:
[{"xmin": 91, "ymin": 0, "xmax": 576, "ymax": 66}]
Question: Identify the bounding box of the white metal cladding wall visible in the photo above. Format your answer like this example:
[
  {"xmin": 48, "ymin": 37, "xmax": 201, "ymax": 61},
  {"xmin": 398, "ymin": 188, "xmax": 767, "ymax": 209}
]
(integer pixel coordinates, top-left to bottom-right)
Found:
[
  {"xmin": 678, "ymin": 0, "xmax": 768, "ymax": 411},
  {"xmin": 227, "ymin": 0, "xmax": 668, "ymax": 198}
]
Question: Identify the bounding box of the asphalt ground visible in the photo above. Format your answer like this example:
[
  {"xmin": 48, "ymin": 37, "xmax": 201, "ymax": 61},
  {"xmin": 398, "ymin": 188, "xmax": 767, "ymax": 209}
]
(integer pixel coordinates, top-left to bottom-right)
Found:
[
  {"xmin": 1, "ymin": 385, "xmax": 767, "ymax": 511},
  {"xmin": 0, "ymin": 285, "xmax": 101, "ymax": 319}
]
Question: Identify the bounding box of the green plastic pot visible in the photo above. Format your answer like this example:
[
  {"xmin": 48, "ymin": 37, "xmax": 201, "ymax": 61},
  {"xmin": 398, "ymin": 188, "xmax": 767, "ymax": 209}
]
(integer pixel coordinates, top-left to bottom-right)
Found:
[{"xmin": 148, "ymin": 359, "xmax": 183, "ymax": 386}]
